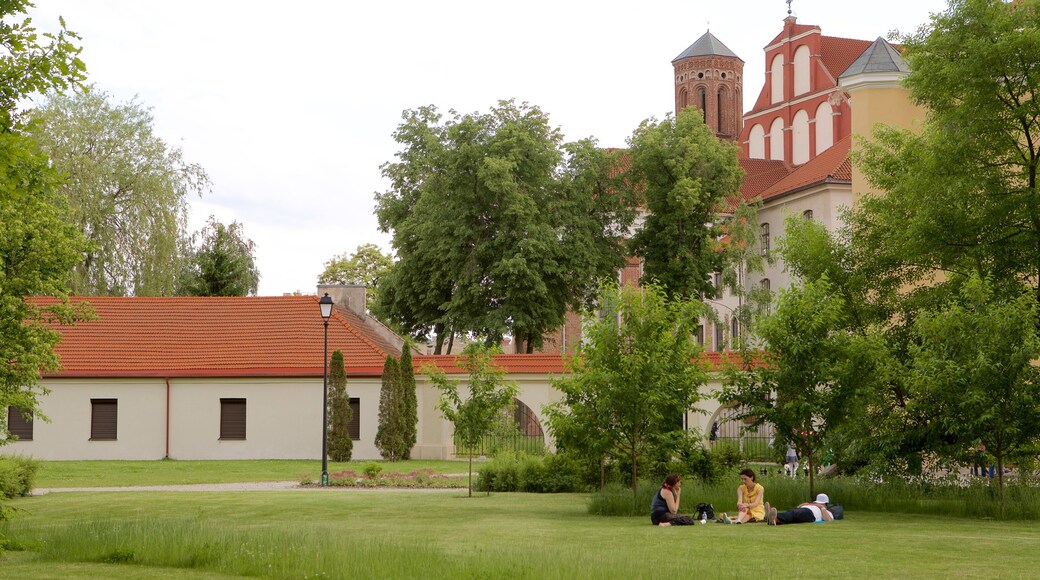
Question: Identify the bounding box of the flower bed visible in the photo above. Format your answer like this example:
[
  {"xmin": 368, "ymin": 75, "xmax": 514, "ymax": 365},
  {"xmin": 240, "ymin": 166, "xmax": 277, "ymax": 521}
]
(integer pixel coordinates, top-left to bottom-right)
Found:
[{"xmin": 300, "ymin": 468, "xmax": 467, "ymax": 489}]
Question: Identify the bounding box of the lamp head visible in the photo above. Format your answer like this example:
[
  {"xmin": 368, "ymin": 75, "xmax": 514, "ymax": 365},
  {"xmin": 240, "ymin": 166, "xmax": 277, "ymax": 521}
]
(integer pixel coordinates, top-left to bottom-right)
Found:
[{"xmin": 319, "ymin": 292, "xmax": 334, "ymax": 319}]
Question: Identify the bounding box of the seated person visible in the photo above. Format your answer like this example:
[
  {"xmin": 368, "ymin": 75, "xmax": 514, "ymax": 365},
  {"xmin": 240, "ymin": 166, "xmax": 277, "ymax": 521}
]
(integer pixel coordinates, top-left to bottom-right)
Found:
[
  {"xmin": 721, "ymin": 468, "xmax": 765, "ymax": 524},
  {"xmin": 650, "ymin": 474, "xmax": 692, "ymax": 526},
  {"xmin": 765, "ymin": 493, "xmax": 834, "ymax": 525}
]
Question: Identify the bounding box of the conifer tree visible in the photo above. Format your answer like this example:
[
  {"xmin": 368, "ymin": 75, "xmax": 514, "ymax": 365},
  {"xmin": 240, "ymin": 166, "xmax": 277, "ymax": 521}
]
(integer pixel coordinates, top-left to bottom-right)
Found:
[
  {"xmin": 327, "ymin": 350, "xmax": 353, "ymax": 462},
  {"xmin": 375, "ymin": 355, "xmax": 404, "ymax": 461},
  {"xmin": 399, "ymin": 346, "xmax": 418, "ymax": 459}
]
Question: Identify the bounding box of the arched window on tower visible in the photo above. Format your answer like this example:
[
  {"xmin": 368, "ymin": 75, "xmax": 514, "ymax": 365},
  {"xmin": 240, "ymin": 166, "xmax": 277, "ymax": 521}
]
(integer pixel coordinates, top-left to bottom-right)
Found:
[
  {"xmin": 697, "ymin": 87, "xmax": 707, "ymax": 122},
  {"xmin": 679, "ymin": 88, "xmax": 689, "ymax": 111},
  {"xmin": 717, "ymin": 86, "xmax": 727, "ymax": 135}
]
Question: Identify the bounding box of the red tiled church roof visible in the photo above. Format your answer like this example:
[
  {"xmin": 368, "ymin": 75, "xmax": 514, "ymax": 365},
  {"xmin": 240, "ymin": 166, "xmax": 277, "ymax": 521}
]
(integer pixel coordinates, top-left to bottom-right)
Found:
[
  {"xmin": 36, "ymin": 296, "xmax": 397, "ymax": 378},
  {"xmin": 759, "ymin": 135, "xmax": 851, "ymax": 200},
  {"xmin": 737, "ymin": 158, "xmax": 793, "ymax": 202},
  {"xmin": 819, "ymin": 36, "xmax": 875, "ymax": 80}
]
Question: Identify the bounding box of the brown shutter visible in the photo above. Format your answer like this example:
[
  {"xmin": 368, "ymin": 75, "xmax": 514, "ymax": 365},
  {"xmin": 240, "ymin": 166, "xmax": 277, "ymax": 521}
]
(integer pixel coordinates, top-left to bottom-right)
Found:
[
  {"xmin": 7, "ymin": 407, "xmax": 33, "ymax": 441},
  {"xmin": 348, "ymin": 398, "xmax": 360, "ymax": 440},
  {"xmin": 90, "ymin": 399, "xmax": 118, "ymax": 440},
  {"xmin": 220, "ymin": 398, "xmax": 246, "ymax": 440}
]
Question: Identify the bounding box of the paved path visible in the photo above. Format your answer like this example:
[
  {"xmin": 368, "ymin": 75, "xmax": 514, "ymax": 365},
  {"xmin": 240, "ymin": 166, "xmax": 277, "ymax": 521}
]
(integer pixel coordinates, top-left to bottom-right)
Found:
[{"xmin": 32, "ymin": 480, "xmax": 468, "ymax": 495}]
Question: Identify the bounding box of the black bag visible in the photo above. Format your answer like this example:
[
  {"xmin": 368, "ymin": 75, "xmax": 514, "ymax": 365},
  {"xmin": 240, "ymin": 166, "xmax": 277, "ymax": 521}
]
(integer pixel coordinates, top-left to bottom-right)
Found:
[
  {"xmin": 671, "ymin": 515, "xmax": 696, "ymax": 526},
  {"xmin": 694, "ymin": 502, "xmax": 715, "ymax": 521},
  {"xmin": 828, "ymin": 504, "xmax": 844, "ymax": 520}
]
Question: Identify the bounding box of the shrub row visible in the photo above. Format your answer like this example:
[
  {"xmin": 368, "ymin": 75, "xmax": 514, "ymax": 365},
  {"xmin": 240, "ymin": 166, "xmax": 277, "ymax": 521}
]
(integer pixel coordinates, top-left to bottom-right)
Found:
[{"xmin": 475, "ymin": 453, "xmax": 592, "ymax": 493}]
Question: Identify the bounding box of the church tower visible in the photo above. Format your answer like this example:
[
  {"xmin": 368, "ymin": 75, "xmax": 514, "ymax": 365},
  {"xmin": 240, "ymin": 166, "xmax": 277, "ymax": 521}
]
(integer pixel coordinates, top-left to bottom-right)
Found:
[{"xmin": 672, "ymin": 31, "xmax": 744, "ymax": 139}]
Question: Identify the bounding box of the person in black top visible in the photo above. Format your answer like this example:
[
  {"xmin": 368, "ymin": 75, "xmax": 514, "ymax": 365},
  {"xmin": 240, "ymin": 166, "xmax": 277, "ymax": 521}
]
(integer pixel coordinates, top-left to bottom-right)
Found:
[{"xmin": 650, "ymin": 474, "xmax": 690, "ymax": 525}]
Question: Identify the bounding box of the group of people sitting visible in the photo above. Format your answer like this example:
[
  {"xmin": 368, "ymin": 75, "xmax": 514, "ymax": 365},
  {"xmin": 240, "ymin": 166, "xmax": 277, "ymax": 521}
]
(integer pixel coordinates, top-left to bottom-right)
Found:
[{"xmin": 650, "ymin": 468, "xmax": 837, "ymax": 526}]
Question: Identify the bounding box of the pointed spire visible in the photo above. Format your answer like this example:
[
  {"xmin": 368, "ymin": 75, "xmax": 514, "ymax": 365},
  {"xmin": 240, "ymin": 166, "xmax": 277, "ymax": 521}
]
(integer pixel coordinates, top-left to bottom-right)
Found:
[{"xmin": 672, "ymin": 31, "xmax": 743, "ymax": 63}]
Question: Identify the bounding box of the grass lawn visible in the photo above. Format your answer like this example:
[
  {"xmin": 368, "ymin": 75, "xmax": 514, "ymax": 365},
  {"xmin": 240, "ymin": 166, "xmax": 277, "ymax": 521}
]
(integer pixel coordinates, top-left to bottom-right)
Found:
[
  {"xmin": 34, "ymin": 459, "xmax": 471, "ymax": 488},
  {"xmin": 2, "ymin": 491, "xmax": 1038, "ymax": 578}
]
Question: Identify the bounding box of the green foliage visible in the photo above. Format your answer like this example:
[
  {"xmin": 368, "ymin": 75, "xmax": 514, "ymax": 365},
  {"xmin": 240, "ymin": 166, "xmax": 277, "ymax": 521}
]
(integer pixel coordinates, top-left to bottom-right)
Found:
[
  {"xmin": 326, "ymin": 350, "xmax": 353, "ymax": 462},
  {"xmin": 0, "ymin": 0, "xmax": 87, "ymax": 130},
  {"xmin": 374, "ymin": 355, "xmax": 407, "ymax": 461},
  {"xmin": 29, "ymin": 89, "xmax": 210, "ymax": 296},
  {"xmin": 475, "ymin": 452, "xmax": 591, "ymax": 493},
  {"xmin": 907, "ymin": 273, "xmax": 1040, "ymax": 514},
  {"xmin": 0, "ymin": 455, "xmax": 39, "ymax": 501},
  {"xmin": 1, "ymin": 1, "xmax": 92, "ymax": 467},
  {"xmin": 398, "ymin": 346, "xmax": 418, "ymax": 460},
  {"xmin": 361, "ymin": 462, "xmax": 383, "ymax": 479},
  {"xmin": 375, "ymin": 100, "xmax": 634, "ymax": 352},
  {"xmin": 427, "ymin": 343, "xmax": 519, "ymax": 496},
  {"xmin": 177, "ymin": 216, "xmax": 260, "ymax": 296},
  {"xmin": 318, "ymin": 243, "xmax": 393, "ymax": 311},
  {"xmin": 625, "ymin": 107, "xmax": 743, "ymax": 299},
  {"xmin": 547, "ymin": 282, "xmax": 707, "ymax": 494}
]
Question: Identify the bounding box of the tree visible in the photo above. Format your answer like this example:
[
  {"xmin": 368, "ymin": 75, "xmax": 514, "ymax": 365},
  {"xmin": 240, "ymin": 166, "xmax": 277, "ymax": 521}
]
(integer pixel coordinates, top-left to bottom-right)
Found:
[
  {"xmin": 398, "ymin": 345, "xmax": 418, "ymax": 460},
  {"xmin": 327, "ymin": 350, "xmax": 353, "ymax": 462},
  {"xmin": 907, "ymin": 273, "xmax": 1040, "ymax": 515},
  {"xmin": 854, "ymin": 0, "xmax": 1040, "ymax": 325},
  {"xmin": 626, "ymin": 107, "xmax": 744, "ymax": 299},
  {"xmin": 427, "ymin": 343, "xmax": 519, "ymax": 497},
  {"xmin": 178, "ymin": 216, "xmax": 260, "ymax": 296},
  {"xmin": 1, "ymin": 1, "xmax": 91, "ymax": 442},
  {"xmin": 28, "ymin": 89, "xmax": 210, "ymax": 296},
  {"xmin": 375, "ymin": 355, "xmax": 406, "ymax": 461},
  {"xmin": 546, "ymin": 282, "xmax": 707, "ymax": 497},
  {"xmin": 722, "ymin": 276, "xmax": 862, "ymax": 498},
  {"xmin": 375, "ymin": 101, "xmax": 635, "ymax": 352},
  {"xmin": 318, "ymin": 244, "xmax": 393, "ymax": 311}
]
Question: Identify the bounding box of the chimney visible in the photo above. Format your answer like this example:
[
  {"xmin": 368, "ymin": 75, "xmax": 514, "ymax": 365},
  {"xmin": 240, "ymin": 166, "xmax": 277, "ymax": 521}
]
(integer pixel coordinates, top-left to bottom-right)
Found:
[{"xmin": 317, "ymin": 284, "xmax": 366, "ymax": 320}]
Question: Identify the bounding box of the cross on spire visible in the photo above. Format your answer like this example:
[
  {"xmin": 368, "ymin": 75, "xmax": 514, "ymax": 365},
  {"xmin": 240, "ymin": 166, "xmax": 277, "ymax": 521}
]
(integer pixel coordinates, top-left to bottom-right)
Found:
[{"xmin": 787, "ymin": 0, "xmax": 793, "ymax": 15}]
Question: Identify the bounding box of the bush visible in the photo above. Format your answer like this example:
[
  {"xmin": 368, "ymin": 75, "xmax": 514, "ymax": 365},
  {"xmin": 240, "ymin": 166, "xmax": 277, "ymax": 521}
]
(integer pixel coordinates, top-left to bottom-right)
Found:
[
  {"xmin": 0, "ymin": 455, "xmax": 38, "ymax": 499},
  {"xmin": 362, "ymin": 462, "xmax": 383, "ymax": 479},
  {"xmin": 475, "ymin": 452, "xmax": 591, "ymax": 493}
]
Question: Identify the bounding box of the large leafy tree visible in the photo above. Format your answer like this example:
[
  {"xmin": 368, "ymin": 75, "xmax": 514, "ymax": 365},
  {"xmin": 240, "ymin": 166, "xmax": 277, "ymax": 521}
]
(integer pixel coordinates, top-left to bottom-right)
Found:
[
  {"xmin": 854, "ymin": 0, "xmax": 1040, "ymax": 323},
  {"xmin": 907, "ymin": 274, "xmax": 1040, "ymax": 514},
  {"xmin": 428, "ymin": 343, "xmax": 518, "ymax": 497},
  {"xmin": 318, "ymin": 243, "xmax": 393, "ymax": 312},
  {"xmin": 626, "ymin": 107, "xmax": 743, "ymax": 299},
  {"xmin": 327, "ymin": 350, "xmax": 353, "ymax": 462},
  {"xmin": 1, "ymin": 0, "xmax": 90, "ymax": 438},
  {"xmin": 178, "ymin": 216, "xmax": 260, "ymax": 296},
  {"xmin": 546, "ymin": 282, "xmax": 707, "ymax": 496},
  {"xmin": 376, "ymin": 100, "xmax": 634, "ymax": 353},
  {"xmin": 29, "ymin": 89, "xmax": 210, "ymax": 296}
]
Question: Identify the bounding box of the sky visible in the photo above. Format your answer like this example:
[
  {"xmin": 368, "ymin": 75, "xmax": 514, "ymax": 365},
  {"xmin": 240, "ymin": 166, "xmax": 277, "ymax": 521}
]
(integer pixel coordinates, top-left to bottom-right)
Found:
[{"xmin": 27, "ymin": 0, "xmax": 950, "ymax": 296}]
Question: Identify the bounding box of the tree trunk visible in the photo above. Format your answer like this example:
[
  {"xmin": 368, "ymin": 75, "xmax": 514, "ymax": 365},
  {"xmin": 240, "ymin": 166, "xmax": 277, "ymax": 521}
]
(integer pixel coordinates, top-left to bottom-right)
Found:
[
  {"xmin": 468, "ymin": 452, "xmax": 473, "ymax": 498},
  {"xmin": 600, "ymin": 457, "xmax": 606, "ymax": 491},
  {"xmin": 996, "ymin": 441, "xmax": 1005, "ymax": 518},
  {"xmin": 630, "ymin": 443, "xmax": 639, "ymax": 500},
  {"xmin": 434, "ymin": 323, "xmax": 446, "ymax": 355}
]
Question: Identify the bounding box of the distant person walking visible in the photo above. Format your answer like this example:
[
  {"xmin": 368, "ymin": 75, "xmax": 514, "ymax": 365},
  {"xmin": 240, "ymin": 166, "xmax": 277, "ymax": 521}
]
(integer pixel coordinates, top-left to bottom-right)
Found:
[{"xmin": 785, "ymin": 446, "xmax": 799, "ymax": 478}]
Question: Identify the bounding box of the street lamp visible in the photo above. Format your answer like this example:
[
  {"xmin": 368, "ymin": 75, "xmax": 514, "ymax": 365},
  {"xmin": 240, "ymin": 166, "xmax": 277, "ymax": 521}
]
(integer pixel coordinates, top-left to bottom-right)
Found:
[{"xmin": 319, "ymin": 292, "xmax": 334, "ymax": 487}]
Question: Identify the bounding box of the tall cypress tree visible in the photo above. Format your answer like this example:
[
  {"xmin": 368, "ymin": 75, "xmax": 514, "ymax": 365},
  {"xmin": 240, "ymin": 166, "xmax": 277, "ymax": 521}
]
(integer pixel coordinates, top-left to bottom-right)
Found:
[
  {"xmin": 399, "ymin": 346, "xmax": 418, "ymax": 459},
  {"xmin": 327, "ymin": 350, "xmax": 353, "ymax": 462},
  {"xmin": 375, "ymin": 355, "xmax": 403, "ymax": 461}
]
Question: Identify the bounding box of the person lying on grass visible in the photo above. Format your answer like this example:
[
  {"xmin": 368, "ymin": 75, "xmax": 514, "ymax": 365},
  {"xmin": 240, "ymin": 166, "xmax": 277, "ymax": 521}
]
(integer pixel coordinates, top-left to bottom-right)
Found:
[
  {"xmin": 720, "ymin": 468, "xmax": 765, "ymax": 524},
  {"xmin": 650, "ymin": 474, "xmax": 695, "ymax": 526},
  {"xmin": 764, "ymin": 493, "xmax": 834, "ymax": 525}
]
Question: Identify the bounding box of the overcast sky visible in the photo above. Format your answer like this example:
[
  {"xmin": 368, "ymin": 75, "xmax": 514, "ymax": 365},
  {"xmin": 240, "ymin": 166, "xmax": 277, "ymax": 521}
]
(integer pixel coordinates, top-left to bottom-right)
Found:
[{"xmin": 28, "ymin": 0, "xmax": 949, "ymax": 296}]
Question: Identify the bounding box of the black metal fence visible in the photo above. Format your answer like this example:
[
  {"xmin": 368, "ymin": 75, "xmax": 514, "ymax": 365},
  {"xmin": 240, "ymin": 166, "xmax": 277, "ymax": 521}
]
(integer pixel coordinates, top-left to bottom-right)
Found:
[
  {"xmin": 712, "ymin": 435, "xmax": 777, "ymax": 462},
  {"xmin": 452, "ymin": 432, "xmax": 547, "ymax": 458}
]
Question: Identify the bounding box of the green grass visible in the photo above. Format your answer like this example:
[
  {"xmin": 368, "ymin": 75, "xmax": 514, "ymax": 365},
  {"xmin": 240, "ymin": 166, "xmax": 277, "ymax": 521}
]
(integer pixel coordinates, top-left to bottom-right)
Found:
[
  {"xmin": 34, "ymin": 459, "xmax": 471, "ymax": 488},
  {"xmin": 3, "ymin": 491, "xmax": 1039, "ymax": 578}
]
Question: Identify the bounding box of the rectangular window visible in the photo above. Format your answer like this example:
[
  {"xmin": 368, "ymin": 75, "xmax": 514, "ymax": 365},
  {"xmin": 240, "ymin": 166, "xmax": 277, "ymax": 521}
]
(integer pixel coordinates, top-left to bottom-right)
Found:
[
  {"xmin": 348, "ymin": 398, "xmax": 360, "ymax": 441},
  {"xmin": 90, "ymin": 399, "xmax": 117, "ymax": 440},
  {"xmin": 696, "ymin": 324, "xmax": 705, "ymax": 346},
  {"xmin": 714, "ymin": 323, "xmax": 725, "ymax": 351},
  {"xmin": 220, "ymin": 398, "xmax": 247, "ymax": 440},
  {"xmin": 7, "ymin": 407, "xmax": 33, "ymax": 441},
  {"xmin": 760, "ymin": 223, "xmax": 771, "ymax": 256}
]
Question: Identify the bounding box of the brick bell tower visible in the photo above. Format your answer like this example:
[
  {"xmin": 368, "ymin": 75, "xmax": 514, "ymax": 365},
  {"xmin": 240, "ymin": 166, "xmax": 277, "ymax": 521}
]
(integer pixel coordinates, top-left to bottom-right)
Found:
[{"xmin": 672, "ymin": 31, "xmax": 744, "ymax": 140}]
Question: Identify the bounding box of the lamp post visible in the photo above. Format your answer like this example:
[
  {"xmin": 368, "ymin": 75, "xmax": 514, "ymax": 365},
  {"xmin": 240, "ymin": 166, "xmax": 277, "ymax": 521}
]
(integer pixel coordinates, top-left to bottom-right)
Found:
[{"xmin": 319, "ymin": 292, "xmax": 334, "ymax": 487}]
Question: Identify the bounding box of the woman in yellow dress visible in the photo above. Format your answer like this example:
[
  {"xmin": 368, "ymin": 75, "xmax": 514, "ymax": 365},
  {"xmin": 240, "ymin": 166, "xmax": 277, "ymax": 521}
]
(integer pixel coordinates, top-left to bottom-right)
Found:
[{"xmin": 722, "ymin": 468, "xmax": 765, "ymax": 524}]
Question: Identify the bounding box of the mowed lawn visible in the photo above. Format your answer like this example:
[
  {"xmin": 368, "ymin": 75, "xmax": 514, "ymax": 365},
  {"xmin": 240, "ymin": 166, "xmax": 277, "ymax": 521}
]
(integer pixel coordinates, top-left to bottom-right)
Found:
[
  {"xmin": 2, "ymin": 490, "xmax": 1039, "ymax": 579},
  {"xmin": 34, "ymin": 459, "xmax": 470, "ymax": 488}
]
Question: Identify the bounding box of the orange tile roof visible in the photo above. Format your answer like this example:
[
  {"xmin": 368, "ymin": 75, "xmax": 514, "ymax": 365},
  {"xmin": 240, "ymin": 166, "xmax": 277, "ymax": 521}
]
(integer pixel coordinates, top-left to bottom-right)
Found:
[
  {"xmin": 738, "ymin": 158, "xmax": 793, "ymax": 202},
  {"xmin": 820, "ymin": 36, "xmax": 875, "ymax": 80},
  {"xmin": 36, "ymin": 296, "xmax": 396, "ymax": 378},
  {"xmin": 759, "ymin": 136, "xmax": 851, "ymax": 201}
]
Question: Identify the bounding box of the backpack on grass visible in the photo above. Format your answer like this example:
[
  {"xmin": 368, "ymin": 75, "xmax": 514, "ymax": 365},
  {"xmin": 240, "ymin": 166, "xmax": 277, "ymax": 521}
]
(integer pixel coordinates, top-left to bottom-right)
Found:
[{"xmin": 694, "ymin": 503, "xmax": 715, "ymax": 521}]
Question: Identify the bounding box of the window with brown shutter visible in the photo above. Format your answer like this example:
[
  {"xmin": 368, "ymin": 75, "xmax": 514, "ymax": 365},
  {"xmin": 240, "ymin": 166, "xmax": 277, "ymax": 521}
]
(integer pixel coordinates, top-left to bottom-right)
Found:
[
  {"xmin": 348, "ymin": 398, "xmax": 360, "ymax": 441},
  {"xmin": 220, "ymin": 398, "xmax": 246, "ymax": 440},
  {"xmin": 7, "ymin": 407, "xmax": 33, "ymax": 441},
  {"xmin": 90, "ymin": 399, "xmax": 117, "ymax": 440}
]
